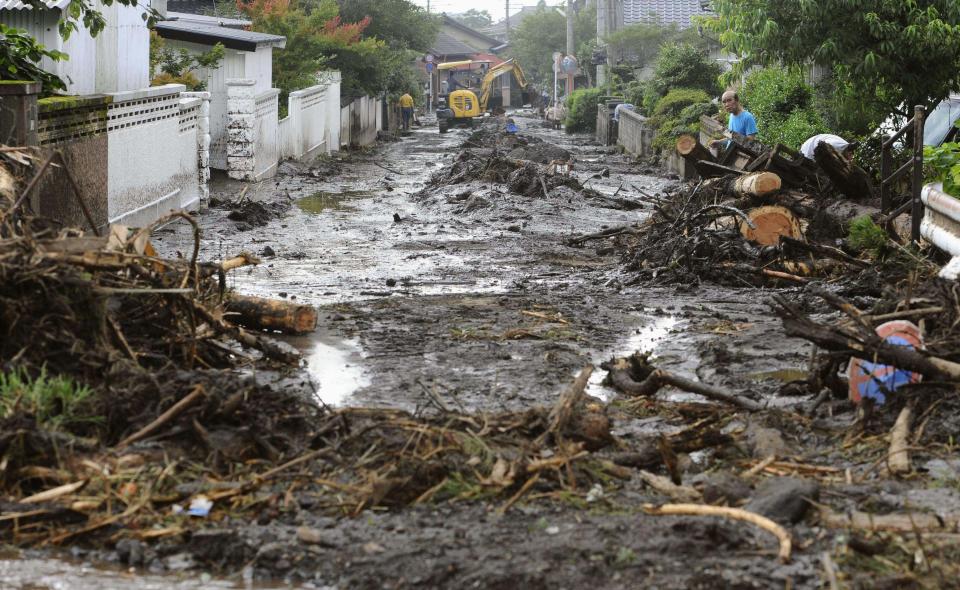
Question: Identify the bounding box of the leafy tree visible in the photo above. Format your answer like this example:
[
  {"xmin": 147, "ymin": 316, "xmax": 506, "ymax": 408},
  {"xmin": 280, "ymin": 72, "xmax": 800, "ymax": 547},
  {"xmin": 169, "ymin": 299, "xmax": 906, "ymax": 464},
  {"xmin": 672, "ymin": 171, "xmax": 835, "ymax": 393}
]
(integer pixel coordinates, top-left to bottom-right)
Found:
[
  {"xmin": 242, "ymin": 0, "xmax": 422, "ymax": 102},
  {"xmin": 641, "ymin": 43, "xmax": 721, "ymax": 113},
  {"xmin": 740, "ymin": 67, "xmax": 828, "ymax": 148},
  {"xmin": 336, "ymin": 0, "xmax": 439, "ymax": 52},
  {"xmin": 564, "ymin": 86, "xmax": 604, "ymax": 133},
  {"xmin": 706, "ymin": 0, "xmax": 960, "ymax": 118},
  {"xmin": 509, "ymin": 3, "xmax": 596, "ymax": 86},
  {"xmin": 0, "ymin": 24, "xmax": 68, "ymax": 93},
  {"xmin": 607, "ymin": 22, "xmax": 712, "ymax": 70},
  {"xmin": 452, "ymin": 9, "xmax": 493, "ymax": 30}
]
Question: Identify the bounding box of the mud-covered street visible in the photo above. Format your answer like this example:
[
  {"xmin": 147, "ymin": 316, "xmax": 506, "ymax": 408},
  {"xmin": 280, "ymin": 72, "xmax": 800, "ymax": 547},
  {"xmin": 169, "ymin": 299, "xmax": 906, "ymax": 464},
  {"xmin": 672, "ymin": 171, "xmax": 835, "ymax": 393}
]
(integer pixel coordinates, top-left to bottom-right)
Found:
[{"xmin": 5, "ymin": 113, "xmax": 960, "ymax": 590}]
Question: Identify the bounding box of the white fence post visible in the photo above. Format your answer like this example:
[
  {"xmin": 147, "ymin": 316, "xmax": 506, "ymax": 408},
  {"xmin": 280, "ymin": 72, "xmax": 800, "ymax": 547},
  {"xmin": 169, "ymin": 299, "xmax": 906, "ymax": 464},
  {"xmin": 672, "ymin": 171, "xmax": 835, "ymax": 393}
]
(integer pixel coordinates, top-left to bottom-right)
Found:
[{"xmin": 183, "ymin": 90, "xmax": 211, "ymax": 206}]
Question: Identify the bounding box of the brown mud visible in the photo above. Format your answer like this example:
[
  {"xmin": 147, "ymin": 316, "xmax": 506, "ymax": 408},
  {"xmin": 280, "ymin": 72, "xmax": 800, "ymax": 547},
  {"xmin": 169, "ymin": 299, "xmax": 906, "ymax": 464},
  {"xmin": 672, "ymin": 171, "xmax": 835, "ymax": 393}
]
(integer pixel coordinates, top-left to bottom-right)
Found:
[{"xmin": 4, "ymin": 113, "xmax": 959, "ymax": 589}]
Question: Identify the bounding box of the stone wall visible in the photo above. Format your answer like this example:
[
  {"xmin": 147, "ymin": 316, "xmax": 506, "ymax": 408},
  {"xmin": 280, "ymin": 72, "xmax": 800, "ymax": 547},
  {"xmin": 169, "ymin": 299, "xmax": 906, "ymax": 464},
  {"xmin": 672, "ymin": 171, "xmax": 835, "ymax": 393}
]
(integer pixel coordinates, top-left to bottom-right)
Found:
[{"xmin": 226, "ymin": 79, "xmax": 280, "ymax": 180}]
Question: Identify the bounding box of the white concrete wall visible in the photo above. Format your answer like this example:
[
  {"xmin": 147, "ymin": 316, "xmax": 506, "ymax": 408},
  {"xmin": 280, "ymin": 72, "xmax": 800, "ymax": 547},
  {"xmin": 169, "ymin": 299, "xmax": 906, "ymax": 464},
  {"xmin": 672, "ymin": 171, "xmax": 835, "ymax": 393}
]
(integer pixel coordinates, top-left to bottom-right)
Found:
[
  {"xmin": 340, "ymin": 95, "xmax": 380, "ymax": 148},
  {"xmin": 253, "ymin": 87, "xmax": 280, "ymax": 180},
  {"xmin": 326, "ymin": 72, "xmax": 341, "ymax": 152},
  {"xmin": 105, "ymin": 84, "xmax": 203, "ymax": 226},
  {"xmin": 617, "ymin": 108, "xmax": 654, "ymax": 158},
  {"xmin": 278, "ymin": 75, "xmax": 340, "ymax": 160}
]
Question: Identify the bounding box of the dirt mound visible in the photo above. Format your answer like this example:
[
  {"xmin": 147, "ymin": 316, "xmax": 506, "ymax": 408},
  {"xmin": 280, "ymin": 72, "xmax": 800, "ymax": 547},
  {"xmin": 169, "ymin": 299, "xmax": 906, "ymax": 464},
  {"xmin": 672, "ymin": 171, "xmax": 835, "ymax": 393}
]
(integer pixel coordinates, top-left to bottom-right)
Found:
[{"xmin": 219, "ymin": 199, "xmax": 289, "ymax": 230}]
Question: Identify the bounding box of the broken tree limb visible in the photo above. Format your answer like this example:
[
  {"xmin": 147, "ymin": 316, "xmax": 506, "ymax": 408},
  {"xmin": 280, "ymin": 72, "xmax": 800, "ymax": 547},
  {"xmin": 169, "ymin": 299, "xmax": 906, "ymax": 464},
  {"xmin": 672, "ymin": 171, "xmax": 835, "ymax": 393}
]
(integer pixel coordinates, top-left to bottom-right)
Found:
[
  {"xmin": 740, "ymin": 206, "xmax": 803, "ymax": 246},
  {"xmin": 115, "ymin": 384, "xmax": 206, "ymax": 449},
  {"xmin": 605, "ymin": 356, "xmax": 762, "ymax": 411},
  {"xmin": 638, "ymin": 471, "xmax": 702, "ymax": 502},
  {"xmin": 225, "ymin": 294, "xmax": 318, "ymax": 334},
  {"xmin": 772, "ymin": 295, "xmax": 960, "ymax": 381},
  {"xmin": 536, "ymin": 366, "xmax": 611, "ymax": 450},
  {"xmin": 817, "ymin": 506, "xmax": 950, "ymax": 532},
  {"xmin": 676, "ymin": 134, "xmax": 716, "ymax": 165},
  {"xmin": 191, "ymin": 300, "xmax": 301, "ymax": 364},
  {"xmin": 220, "ymin": 251, "xmax": 260, "ymax": 272},
  {"xmin": 887, "ymin": 404, "xmax": 914, "ymax": 475},
  {"xmin": 643, "ymin": 503, "xmax": 792, "ymax": 563}
]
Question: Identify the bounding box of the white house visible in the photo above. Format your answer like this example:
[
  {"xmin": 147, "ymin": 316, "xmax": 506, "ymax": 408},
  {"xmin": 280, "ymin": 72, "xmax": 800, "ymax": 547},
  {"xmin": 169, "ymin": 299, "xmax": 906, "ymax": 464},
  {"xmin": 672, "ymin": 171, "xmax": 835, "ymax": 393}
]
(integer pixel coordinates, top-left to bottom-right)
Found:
[{"xmin": 154, "ymin": 13, "xmax": 285, "ymax": 175}]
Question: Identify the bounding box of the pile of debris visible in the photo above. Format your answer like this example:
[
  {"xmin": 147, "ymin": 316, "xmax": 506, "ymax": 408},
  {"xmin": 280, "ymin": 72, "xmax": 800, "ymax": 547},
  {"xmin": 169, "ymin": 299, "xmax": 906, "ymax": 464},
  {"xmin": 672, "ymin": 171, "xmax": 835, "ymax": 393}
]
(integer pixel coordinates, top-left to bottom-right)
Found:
[{"xmin": 570, "ymin": 117, "xmax": 930, "ymax": 289}]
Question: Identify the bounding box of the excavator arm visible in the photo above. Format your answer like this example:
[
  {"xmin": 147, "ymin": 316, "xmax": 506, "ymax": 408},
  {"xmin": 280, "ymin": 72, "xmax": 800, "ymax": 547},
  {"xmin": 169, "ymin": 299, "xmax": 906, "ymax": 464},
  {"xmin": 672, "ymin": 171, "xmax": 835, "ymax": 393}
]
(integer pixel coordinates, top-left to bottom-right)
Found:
[{"xmin": 479, "ymin": 59, "xmax": 528, "ymax": 112}]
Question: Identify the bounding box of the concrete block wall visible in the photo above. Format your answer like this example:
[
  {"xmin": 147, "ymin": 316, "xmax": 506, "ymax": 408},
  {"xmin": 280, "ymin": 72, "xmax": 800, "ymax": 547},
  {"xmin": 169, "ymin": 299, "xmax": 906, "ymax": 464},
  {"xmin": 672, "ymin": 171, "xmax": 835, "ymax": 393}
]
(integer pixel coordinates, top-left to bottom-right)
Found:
[
  {"xmin": 617, "ymin": 109, "xmax": 655, "ymax": 158},
  {"xmin": 226, "ymin": 79, "xmax": 280, "ymax": 180}
]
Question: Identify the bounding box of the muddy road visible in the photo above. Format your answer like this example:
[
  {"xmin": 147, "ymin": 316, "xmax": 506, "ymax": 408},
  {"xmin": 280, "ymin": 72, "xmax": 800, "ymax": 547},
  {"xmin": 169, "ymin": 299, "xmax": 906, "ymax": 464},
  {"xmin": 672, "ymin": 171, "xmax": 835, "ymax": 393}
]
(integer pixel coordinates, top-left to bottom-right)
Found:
[{"xmin": 128, "ymin": 113, "xmax": 840, "ymax": 589}]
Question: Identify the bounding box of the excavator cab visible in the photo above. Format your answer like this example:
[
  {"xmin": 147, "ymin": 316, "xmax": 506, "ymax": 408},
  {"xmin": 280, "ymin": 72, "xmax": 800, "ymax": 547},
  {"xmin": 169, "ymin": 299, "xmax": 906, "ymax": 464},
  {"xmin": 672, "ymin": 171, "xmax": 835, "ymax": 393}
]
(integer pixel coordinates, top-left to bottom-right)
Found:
[{"xmin": 437, "ymin": 89, "xmax": 481, "ymax": 133}]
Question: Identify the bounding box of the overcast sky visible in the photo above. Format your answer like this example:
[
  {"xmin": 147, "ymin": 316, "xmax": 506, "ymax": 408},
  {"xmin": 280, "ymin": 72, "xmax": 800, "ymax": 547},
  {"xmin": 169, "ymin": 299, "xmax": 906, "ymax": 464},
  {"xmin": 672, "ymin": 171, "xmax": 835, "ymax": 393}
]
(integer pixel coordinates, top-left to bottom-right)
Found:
[{"xmin": 409, "ymin": 1, "xmax": 559, "ymax": 24}]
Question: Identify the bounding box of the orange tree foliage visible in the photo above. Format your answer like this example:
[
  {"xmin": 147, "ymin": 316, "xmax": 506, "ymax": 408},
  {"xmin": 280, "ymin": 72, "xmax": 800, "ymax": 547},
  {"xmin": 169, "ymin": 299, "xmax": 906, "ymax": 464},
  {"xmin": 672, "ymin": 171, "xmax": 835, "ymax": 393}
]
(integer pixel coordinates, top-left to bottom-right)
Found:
[{"xmin": 240, "ymin": 0, "xmax": 430, "ymax": 102}]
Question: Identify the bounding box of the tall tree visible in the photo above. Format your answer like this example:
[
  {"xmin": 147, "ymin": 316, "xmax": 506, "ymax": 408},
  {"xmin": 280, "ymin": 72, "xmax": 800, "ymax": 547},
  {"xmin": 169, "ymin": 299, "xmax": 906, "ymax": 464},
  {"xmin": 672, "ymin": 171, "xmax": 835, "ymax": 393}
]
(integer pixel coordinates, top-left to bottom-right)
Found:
[
  {"xmin": 509, "ymin": 3, "xmax": 595, "ymax": 86},
  {"xmin": 336, "ymin": 0, "xmax": 439, "ymax": 51},
  {"xmin": 706, "ymin": 0, "xmax": 960, "ymax": 117},
  {"xmin": 453, "ymin": 9, "xmax": 493, "ymax": 30}
]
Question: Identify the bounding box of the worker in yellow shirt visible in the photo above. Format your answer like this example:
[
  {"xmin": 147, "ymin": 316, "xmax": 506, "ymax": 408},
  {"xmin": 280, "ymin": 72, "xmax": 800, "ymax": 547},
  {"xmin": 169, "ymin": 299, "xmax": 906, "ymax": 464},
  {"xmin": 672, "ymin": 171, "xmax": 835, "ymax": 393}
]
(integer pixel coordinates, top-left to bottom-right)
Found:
[{"xmin": 399, "ymin": 93, "xmax": 414, "ymax": 131}]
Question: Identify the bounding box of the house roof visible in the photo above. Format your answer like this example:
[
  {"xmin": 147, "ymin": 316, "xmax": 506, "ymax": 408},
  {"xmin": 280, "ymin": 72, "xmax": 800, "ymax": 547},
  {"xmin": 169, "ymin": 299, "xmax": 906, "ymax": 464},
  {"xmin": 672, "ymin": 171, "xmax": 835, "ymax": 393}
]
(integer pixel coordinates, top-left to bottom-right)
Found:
[
  {"xmin": 622, "ymin": 0, "xmax": 711, "ymax": 29},
  {"xmin": 166, "ymin": 11, "xmax": 251, "ymax": 29},
  {"xmin": 0, "ymin": 0, "xmax": 71, "ymax": 10},
  {"xmin": 429, "ymin": 31, "xmax": 476, "ymax": 58},
  {"xmin": 154, "ymin": 20, "xmax": 286, "ymax": 51},
  {"xmin": 443, "ymin": 14, "xmax": 503, "ymax": 47},
  {"xmin": 484, "ymin": 5, "xmax": 543, "ymax": 39}
]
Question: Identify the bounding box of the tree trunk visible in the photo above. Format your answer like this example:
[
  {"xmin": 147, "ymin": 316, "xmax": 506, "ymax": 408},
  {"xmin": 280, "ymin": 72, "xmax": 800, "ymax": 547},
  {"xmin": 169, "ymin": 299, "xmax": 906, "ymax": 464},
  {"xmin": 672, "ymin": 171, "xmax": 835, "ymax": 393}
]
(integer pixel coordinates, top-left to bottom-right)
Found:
[
  {"xmin": 225, "ymin": 295, "xmax": 318, "ymax": 334},
  {"xmin": 675, "ymin": 134, "xmax": 716, "ymax": 164}
]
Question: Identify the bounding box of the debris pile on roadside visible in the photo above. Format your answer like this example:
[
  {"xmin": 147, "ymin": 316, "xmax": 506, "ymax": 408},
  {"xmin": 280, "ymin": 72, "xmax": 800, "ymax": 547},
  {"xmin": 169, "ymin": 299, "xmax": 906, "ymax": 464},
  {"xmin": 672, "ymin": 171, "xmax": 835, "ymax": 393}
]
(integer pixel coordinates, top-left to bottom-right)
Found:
[{"xmin": 570, "ymin": 121, "xmax": 934, "ymax": 289}]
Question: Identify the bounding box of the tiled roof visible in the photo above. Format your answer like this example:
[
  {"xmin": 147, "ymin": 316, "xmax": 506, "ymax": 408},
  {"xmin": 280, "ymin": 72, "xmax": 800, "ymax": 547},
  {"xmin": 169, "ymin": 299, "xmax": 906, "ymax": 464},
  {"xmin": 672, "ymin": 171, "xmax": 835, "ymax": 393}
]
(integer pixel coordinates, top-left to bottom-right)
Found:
[
  {"xmin": 0, "ymin": 0, "xmax": 71, "ymax": 10},
  {"xmin": 623, "ymin": 0, "xmax": 710, "ymax": 29},
  {"xmin": 429, "ymin": 31, "xmax": 476, "ymax": 58}
]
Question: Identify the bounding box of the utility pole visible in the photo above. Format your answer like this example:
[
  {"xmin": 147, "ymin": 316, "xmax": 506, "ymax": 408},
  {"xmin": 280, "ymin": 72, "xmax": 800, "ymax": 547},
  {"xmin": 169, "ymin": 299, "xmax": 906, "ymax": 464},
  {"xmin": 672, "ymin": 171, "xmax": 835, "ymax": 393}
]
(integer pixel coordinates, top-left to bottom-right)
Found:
[
  {"xmin": 565, "ymin": 0, "xmax": 575, "ymax": 98},
  {"xmin": 426, "ymin": 0, "xmax": 429, "ymax": 13},
  {"xmin": 505, "ymin": 0, "xmax": 510, "ymax": 34},
  {"xmin": 596, "ymin": 0, "xmax": 607, "ymax": 86}
]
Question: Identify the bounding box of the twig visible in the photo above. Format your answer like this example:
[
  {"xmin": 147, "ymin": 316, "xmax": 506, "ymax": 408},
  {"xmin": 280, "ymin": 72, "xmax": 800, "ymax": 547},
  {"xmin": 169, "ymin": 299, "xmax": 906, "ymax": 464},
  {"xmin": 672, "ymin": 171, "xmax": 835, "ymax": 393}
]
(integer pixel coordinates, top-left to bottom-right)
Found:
[
  {"xmin": 643, "ymin": 503, "xmax": 792, "ymax": 563},
  {"xmin": 20, "ymin": 480, "xmax": 88, "ymax": 504},
  {"xmin": 887, "ymin": 403, "xmax": 913, "ymax": 475},
  {"xmin": 820, "ymin": 552, "xmax": 841, "ymax": 590},
  {"xmin": 115, "ymin": 384, "xmax": 206, "ymax": 449},
  {"xmin": 498, "ymin": 473, "xmax": 540, "ymax": 514}
]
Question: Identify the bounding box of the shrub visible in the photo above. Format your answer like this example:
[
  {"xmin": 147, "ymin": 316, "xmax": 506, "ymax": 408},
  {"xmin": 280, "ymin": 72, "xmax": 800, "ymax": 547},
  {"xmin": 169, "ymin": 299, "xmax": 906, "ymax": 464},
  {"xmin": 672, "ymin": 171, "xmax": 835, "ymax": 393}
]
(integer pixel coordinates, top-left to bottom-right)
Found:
[
  {"xmin": 565, "ymin": 87, "xmax": 605, "ymax": 134},
  {"xmin": 847, "ymin": 215, "xmax": 888, "ymax": 257},
  {"xmin": 644, "ymin": 43, "xmax": 721, "ymax": 113},
  {"xmin": 649, "ymin": 88, "xmax": 714, "ymax": 150},
  {"xmin": 740, "ymin": 67, "xmax": 828, "ymax": 149}
]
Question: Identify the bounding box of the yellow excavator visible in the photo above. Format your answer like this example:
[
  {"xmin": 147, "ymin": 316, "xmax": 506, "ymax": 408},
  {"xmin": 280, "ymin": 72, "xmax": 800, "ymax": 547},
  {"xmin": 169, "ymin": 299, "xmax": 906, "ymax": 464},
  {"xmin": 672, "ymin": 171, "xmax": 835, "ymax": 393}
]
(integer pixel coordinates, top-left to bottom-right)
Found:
[{"xmin": 436, "ymin": 59, "xmax": 529, "ymax": 133}]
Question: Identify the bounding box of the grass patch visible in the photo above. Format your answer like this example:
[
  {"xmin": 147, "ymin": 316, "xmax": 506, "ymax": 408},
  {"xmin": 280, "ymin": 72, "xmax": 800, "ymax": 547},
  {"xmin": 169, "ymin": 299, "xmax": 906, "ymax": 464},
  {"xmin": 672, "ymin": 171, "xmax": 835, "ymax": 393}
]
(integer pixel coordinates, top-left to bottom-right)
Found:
[{"xmin": 0, "ymin": 368, "xmax": 101, "ymax": 431}]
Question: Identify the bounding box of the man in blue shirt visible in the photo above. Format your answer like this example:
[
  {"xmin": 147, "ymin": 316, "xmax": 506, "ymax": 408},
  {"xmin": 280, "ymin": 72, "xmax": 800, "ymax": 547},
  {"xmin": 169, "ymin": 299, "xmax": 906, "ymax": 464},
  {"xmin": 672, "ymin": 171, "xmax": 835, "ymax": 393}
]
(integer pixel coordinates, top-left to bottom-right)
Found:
[{"xmin": 721, "ymin": 90, "xmax": 757, "ymax": 138}]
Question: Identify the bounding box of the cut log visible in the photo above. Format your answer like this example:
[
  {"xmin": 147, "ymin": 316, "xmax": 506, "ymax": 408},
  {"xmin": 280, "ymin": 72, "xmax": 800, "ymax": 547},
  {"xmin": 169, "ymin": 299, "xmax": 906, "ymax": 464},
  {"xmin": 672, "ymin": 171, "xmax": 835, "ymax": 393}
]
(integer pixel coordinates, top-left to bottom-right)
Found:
[
  {"xmin": 676, "ymin": 135, "xmax": 716, "ymax": 164},
  {"xmin": 225, "ymin": 294, "xmax": 318, "ymax": 334},
  {"xmin": 732, "ymin": 172, "xmax": 782, "ymax": 198},
  {"xmin": 739, "ymin": 205, "xmax": 803, "ymax": 246},
  {"xmin": 813, "ymin": 142, "xmax": 875, "ymax": 200}
]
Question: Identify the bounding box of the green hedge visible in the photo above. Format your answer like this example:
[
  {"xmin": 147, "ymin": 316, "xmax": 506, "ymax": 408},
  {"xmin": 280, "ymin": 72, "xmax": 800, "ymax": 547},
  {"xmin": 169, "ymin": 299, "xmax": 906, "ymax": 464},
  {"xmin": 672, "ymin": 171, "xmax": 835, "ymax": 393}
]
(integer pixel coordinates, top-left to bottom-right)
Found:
[
  {"xmin": 565, "ymin": 87, "xmax": 605, "ymax": 134},
  {"xmin": 650, "ymin": 88, "xmax": 715, "ymax": 150}
]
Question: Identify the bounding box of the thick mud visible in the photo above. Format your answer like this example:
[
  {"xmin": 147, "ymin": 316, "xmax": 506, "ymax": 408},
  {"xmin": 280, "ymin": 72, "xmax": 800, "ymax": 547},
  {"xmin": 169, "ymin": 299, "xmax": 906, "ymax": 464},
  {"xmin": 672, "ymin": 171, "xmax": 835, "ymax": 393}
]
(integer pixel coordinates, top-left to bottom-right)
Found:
[{"xmin": 14, "ymin": 113, "xmax": 955, "ymax": 588}]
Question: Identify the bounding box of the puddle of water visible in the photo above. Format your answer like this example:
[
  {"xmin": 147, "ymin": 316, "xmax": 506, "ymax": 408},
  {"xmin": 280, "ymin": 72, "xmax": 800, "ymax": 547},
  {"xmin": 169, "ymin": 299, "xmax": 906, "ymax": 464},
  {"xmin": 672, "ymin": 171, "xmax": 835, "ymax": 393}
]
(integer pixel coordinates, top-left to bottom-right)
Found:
[
  {"xmin": 297, "ymin": 190, "xmax": 369, "ymax": 214},
  {"xmin": 285, "ymin": 328, "xmax": 369, "ymax": 406},
  {"xmin": 587, "ymin": 315, "xmax": 681, "ymax": 402}
]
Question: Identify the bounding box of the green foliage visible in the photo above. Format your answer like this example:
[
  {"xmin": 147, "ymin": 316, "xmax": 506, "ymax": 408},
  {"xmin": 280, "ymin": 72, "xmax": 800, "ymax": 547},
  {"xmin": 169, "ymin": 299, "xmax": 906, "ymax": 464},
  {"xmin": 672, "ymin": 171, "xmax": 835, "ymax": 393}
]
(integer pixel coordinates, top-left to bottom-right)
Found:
[
  {"xmin": 643, "ymin": 43, "xmax": 721, "ymax": 114},
  {"xmin": 0, "ymin": 368, "xmax": 100, "ymax": 432},
  {"xmin": 149, "ymin": 31, "xmax": 224, "ymax": 91},
  {"xmin": 338, "ymin": 0, "xmax": 439, "ymax": 52},
  {"xmin": 451, "ymin": 9, "xmax": 492, "ymax": 30},
  {"xmin": 649, "ymin": 88, "xmax": 713, "ymax": 150},
  {"xmin": 607, "ymin": 22, "xmax": 713, "ymax": 71},
  {"xmin": 813, "ymin": 67, "xmax": 895, "ymax": 138},
  {"xmin": 706, "ymin": 0, "xmax": 960, "ymax": 119},
  {"xmin": 243, "ymin": 0, "xmax": 423, "ymax": 103},
  {"xmin": 847, "ymin": 215, "xmax": 888, "ymax": 257},
  {"xmin": 564, "ymin": 87, "xmax": 604, "ymax": 134},
  {"xmin": 0, "ymin": 24, "xmax": 67, "ymax": 94},
  {"xmin": 509, "ymin": 4, "xmax": 596, "ymax": 87},
  {"xmin": 924, "ymin": 123, "xmax": 960, "ymax": 197},
  {"xmin": 740, "ymin": 67, "xmax": 828, "ymax": 149}
]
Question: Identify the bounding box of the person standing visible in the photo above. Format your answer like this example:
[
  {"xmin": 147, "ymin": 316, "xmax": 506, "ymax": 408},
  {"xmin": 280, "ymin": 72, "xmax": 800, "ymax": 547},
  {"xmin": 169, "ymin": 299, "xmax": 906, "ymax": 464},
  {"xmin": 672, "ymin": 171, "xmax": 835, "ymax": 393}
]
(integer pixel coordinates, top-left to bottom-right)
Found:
[
  {"xmin": 721, "ymin": 90, "xmax": 757, "ymax": 138},
  {"xmin": 399, "ymin": 92, "xmax": 414, "ymax": 131}
]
